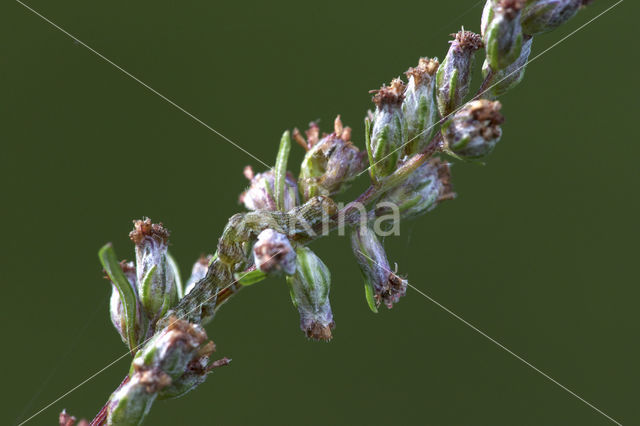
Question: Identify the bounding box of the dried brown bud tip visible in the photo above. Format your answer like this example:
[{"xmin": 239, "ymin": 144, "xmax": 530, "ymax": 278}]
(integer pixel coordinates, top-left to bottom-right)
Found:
[
  {"xmin": 292, "ymin": 127, "xmax": 309, "ymax": 150},
  {"xmin": 469, "ymin": 99, "xmax": 504, "ymax": 126},
  {"xmin": 306, "ymin": 321, "xmax": 335, "ymax": 341},
  {"xmin": 371, "ymin": 78, "xmax": 406, "ymax": 106},
  {"xmin": 405, "ymin": 57, "xmax": 440, "ymax": 86},
  {"xmin": 305, "ymin": 121, "xmax": 320, "ymax": 148},
  {"xmin": 129, "ymin": 218, "xmax": 170, "ymax": 245},
  {"xmin": 450, "ymin": 29, "xmax": 484, "ymax": 51}
]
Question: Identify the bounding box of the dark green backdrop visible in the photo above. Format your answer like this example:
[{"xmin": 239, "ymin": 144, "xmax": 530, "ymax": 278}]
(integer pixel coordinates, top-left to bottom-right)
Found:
[{"xmin": 1, "ymin": 1, "xmax": 638, "ymax": 425}]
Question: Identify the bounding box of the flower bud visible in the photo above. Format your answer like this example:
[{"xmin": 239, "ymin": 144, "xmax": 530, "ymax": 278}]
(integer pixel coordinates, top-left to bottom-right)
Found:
[
  {"xmin": 286, "ymin": 247, "xmax": 334, "ymax": 341},
  {"xmin": 351, "ymin": 224, "xmax": 407, "ymax": 310},
  {"xmin": 298, "ymin": 116, "xmax": 367, "ymax": 200},
  {"xmin": 402, "ymin": 58, "xmax": 439, "ymax": 155},
  {"xmin": 130, "ymin": 218, "xmax": 178, "ymax": 321},
  {"xmin": 442, "ymin": 99, "xmax": 504, "ymax": 159},
  {"xmin": 59, "ymin": 410, "xmax": 88, "ymax": 426},
  {"xmin": 253, "ymin": 229, "xmax": 296, "ymax": 275},
  {"xmin": 377, "ymin": 158, "xmax": 455, "ymax": 221},
  {"xmin": 482, "ymin": 0, "xmax": 525, "ymax": 71},
  {"xmin": 436, "ymin": 29, "xmax": 484, "ymax": 118},
  {"xmin": 108, "ymin": 260, "xmax": 145, "ymax": 346},
  {"xmin": 482, "ymin": 36, "xmax": 533, "ymax": 98},
  {"xmin": 368, "ymin": 78, "xmax": 406, "ymax": 179},
  {"xmin": 521, "ymin": 0, "xmax": 583, "ymax": 35},
  {"xmin": 239, "ymin": 166, "xmax": 299, "ymax": 212},
  {"xmin": 184, "ymin": 254, "xmax": 212, "ymax": 296},
  {"xmin": 107, "ymin": 318, "xmax": 220, "ymax": 424}
]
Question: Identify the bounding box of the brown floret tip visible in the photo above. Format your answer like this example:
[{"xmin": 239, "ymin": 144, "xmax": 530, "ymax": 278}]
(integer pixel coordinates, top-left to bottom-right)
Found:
[
  {"xmin": 405, "ymin": 57, "xmax": 440, "ymax": 85},
  {"xmin": 129, "ymin": 218, "xmax": 170, "ymax": 245},
  {"xmin": 306, "ymin": 321, "xmax": 335, "ymax": 341},
  {"xmin": 470, "ymin": 100, "xmax": 504, "ymax": 125},
  {"xmin": 371, "ymin": 78, "xmax": 406, "ymax": 107},
  {"xmin": 451, "ymin": 29, "xmax": 484, "ymax": 51}
]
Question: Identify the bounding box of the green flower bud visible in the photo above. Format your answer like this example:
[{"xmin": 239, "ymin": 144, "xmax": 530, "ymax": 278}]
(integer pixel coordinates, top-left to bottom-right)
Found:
[
  {"xmin": 521, "ymin": 0, "xmax": 583, "ymax": 35},
  {"xmin": 442, "ymin": 99, "xmax": 504, "ymax": 159},
  {"xmin": 351, "ymin": 224, "xmax": 407, "ymax": 310},
  {"xmin": 377, "ymin": 157, "xmax": 455, "ymax": 221},
  {"xmin": 436, "ymin": 29, "xmax": 484, "ymax": 118},
  {"xmin": 184, "ymin": 255, "xmax": 212, "ymax": 296},
  {"xmin": 129, "ymin": 219, "xmax": 178, "ymax": 321},
  {"xmin": 239, "ymin": 166, "xmax": 299, "ymax": 212},
  {"xmin": 107, "ymin": 318, "xmax": 220, "ymax": 424},
  {"xmin": 402, "ymin": 58, "xmax": 439, "ymax": 156},
  {"xmin": 298, "ymin": 116, "xmax": 367, "ymax": 200},
  {"xmin": 368, "ymin": 78, "xmax": 406, "ymax": 179},
  {"xmin": 286, "ymin": 247, "xmax": 334, "ymax": 341},
  {"xmin": 482, "ymin": 36, "xmax": 533, "ymax": 98},
  {"xmin": 482, "ymin": 0, "xmax": 525, "ymax": 71},
  {"xmin": 253, "ymin": 229, "xmax": 296, "ymax": 275},
  {"xmin": 108, "ymin": 260, "xmax": 145, "ymax": 347}
]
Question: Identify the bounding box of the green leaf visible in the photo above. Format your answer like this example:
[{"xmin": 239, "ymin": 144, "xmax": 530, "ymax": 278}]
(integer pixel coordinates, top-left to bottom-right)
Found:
[
  {"xmin": 364, "ymin": 117, "xmax": 374, "ymax": 179},
  {"xmin": 234, "ymin": 269, "xmax": 268, "ymax": 286},
  {"xmin": 363, "ymin": 280, "xmax": 378, "ymax": 314},
  {"xmin": 99, "ymin": 243, "xmax": 140, "ymax": 353},
  {"xmin": 275, "ymin": 130, "xmax": 292, "ymax": 211},
  {"xmin": 166, "ymin": 251, "xmax": 183, "ymax": 299}
]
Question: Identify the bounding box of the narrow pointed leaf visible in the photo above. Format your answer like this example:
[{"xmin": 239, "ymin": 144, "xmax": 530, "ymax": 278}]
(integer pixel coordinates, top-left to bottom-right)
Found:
[
  {"xmin": 275, "ymin": 130, "xmax": 291, "ymax": 211},
  {"xmin": 99, "ymin": 243, "xmax": 140, "ymax": 353}
]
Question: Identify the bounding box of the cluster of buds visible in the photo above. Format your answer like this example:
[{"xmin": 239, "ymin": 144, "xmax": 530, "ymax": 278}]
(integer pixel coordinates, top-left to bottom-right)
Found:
[
  {"xmin": 107, "ymin": 318, "xmax": 229, "ymax": 425},
  {"xmin": 101, "ymin": 218, "xmax": 219, "ymax": 352},
  {"xmin": 88, "ymin": 2, "xmax": 599, "ymax": 423}
]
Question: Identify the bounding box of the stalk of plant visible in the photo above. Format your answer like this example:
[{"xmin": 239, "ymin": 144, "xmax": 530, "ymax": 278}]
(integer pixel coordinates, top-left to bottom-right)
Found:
[{"xmin": 59, "ymin": 2, "xmax": 597, "ymax": 424}]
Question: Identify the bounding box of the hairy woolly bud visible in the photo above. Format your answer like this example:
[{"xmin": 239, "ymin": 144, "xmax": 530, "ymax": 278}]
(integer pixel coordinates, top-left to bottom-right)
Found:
[
  {"xmin": 377, "ymin": 158, "xmax": 455, "ymax": 221},
  {"xmin": 482, "ymin": 0, "xmax": 525, "ymax": 71},
  {"xmin": 442, "ymin": 100, "xmax": 504, "ymax": 159},
  {"xmin": 253, "ymin": 229, "xmax": 296, "ymax": 275},
  {"xmin": 184, "ymin": 255, "xmax": 212, "ymax": 296},
  {"xmin": 351, "ymin": 224, "xmax": 407, "ymax": 310},
  {"xmin": 130, "ymin": 218, "xmax": 178, "ymax": 321},
  {"xmin": 482, "ymin": 36, "xmax": 533, "ymax": 98},
  {"xmin": 286, "ymin": 247, "xmax": 334, "ymax": 341},
  {"xmin": 402, "ymin": 57, "xmax": 439, "ymax": 155},
  {"xmin": 298, "ymin": 117, "xmax": 367, "ymax": 200},
  {"xmin": 108, "ymin": 260, "xmax": 145, "ymax": 346},
  {"xmin": 368, "ymin": 78, "xmax": 406, "ymax": 179},
  {"xmin": 436, "ymin": 29, "xmax": 484, "ymax": 118},
  {"xmin": 239, "ymin": 167, "xmax": 299, "ymax": 212},
  {"xmin": 107, "ymin": 319, "xmax": 223, "ymax": 424},
  {"xmin": 521, "ymin": 0, "xmax": 583, "ymax": 35}
]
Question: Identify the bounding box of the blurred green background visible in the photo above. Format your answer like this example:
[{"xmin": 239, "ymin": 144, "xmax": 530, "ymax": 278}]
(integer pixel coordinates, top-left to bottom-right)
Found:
[{"xmin": 1, "ymin": 0, "xmax": 638, "ymax": 425}]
